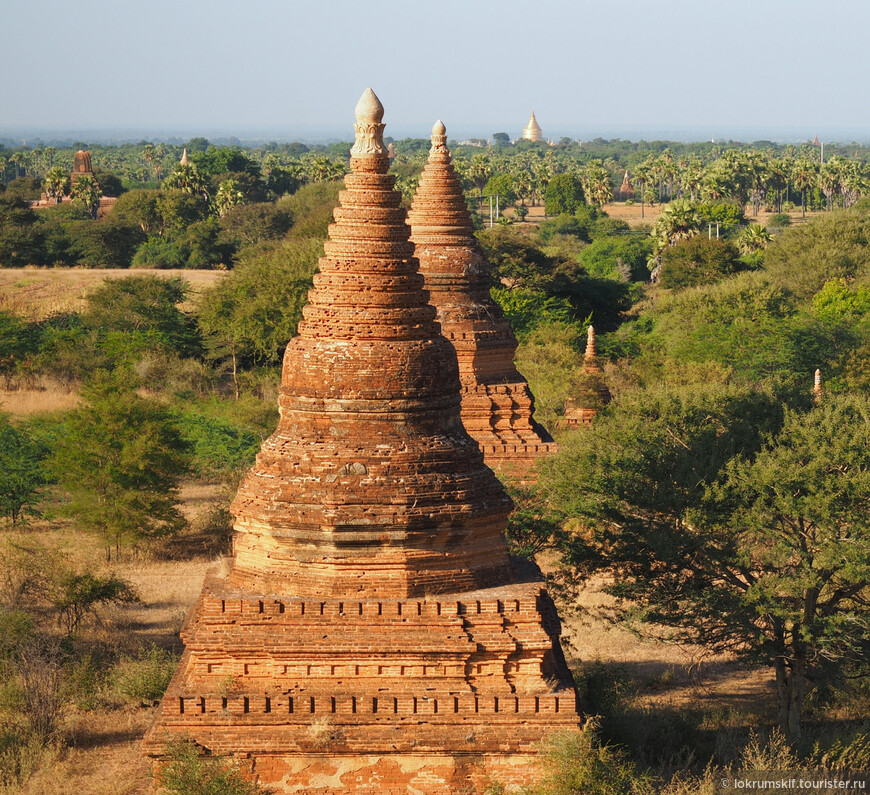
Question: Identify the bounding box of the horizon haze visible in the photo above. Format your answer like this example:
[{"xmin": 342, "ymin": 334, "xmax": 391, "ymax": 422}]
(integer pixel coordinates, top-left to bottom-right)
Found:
[{"xmin": 3, "ymin": 0, "xmax": 869, "ymax": 145}]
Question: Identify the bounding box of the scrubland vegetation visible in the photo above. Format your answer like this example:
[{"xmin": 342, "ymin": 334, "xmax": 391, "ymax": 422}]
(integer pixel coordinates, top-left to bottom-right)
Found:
[{"xmin": 0, "ymin": 134, "xmax": 868, "ymax": 792}]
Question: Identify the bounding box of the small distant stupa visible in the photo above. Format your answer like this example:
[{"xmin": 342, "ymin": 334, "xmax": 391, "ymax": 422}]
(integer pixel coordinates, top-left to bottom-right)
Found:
[
  {"xmin": 813, "ymin": 135, "xmax": 821, "ymax": 146},
  {"xmin": 563, "ymin": 326, "xmax": 611, "ymax": 428},
  {"xmin": 522, "ymin": 110, "xmax": 543, "ymax": 142},
  {"xmin": 179, "ymin": 148, "xmax": 190, "ymax": 165},
  {"xmin": 619, "ymin": 170, "xmax": 634, "ymax": 199}
]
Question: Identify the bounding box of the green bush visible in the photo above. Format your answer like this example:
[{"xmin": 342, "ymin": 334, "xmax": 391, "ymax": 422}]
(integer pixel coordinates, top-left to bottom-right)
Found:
[
  {"xmin": 157, "ymin": 737, "xmax": 267, "ymax": 795},
  {"xmin": 527, "ymin": 721, "xmax": 651, "ymax": 795},
  {"xmin": 659, "ymin": 237, "xmax": 741, "ymax": 289},
  {"xmin": 172, "ymin": 410, "xmax": 261, "ymax": 479},
  {"xmin": 0, "ymin": 728, "xmax": 50, "ymax": 788},
  {"xmin": 111, "ymin": 645, "xmax": 178, "ymax": 703}
]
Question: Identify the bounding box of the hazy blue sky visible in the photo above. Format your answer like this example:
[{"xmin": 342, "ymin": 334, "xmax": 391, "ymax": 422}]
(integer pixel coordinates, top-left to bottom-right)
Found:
[{"xmin": 3, "ymin": 0, "xmax": 868, "ymax": 142}]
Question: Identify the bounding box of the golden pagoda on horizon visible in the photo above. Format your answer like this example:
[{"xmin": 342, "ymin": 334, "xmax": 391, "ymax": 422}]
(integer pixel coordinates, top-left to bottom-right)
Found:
[{"xmin": 522, "ymin": 110, "xmax": 543, "ymax": 142}]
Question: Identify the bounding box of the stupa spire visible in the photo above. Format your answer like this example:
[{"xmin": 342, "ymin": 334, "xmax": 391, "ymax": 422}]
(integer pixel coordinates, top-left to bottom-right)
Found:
[
  {"xmin": 408, "ymin": 120, "xmax": 556, "ymax": 476},
  {"xmin": 583, "ymin": 325, "xmax": 602, "ymax": 373},
  {"xmin": 619, "ymin": 169, "xmax": 633, "ymax": 198},
  {"xmin": 814, "ymin": 368, "xmax": 823, "ymax": 403},
  {"xmin": 179, "ymin": 148, "xmax": 189, "ymax": 166},
  {"xmin": 350, "ymin": 86, "xmax": 387, "ymax": 157}
]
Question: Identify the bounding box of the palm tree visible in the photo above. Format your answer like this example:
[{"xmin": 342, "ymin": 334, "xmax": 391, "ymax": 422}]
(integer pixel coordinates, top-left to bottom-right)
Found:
[
  {"xmin": 840, "ymin": 160, "xmax": 869, "ymax": 208},
  {"xmin": 468, "ymin": 153, "xmax": 493, "ymax": 199},
  {"xmin": 143, "ymin": 144, "xmax": 155, "ymax": 180},
  {"xmin": 735, "ymin": 223, "xmax": 772, "ymax": 255},
  {"xmin": 9, "ymin": 152, "xmax": 25, "ymax": 179},
  {"xmin": 214, "ymin": 179, "xmax": 245, "ymax": 217},
  {"xmin": 791, "ymin": 158, "xmax": 818, "ymax": 218},
  {"xmin": 632, "ymin": 157, "xmax": 655, "ymax": 218},
  {"xmin": 818, "ymin": 157, "xmax": 844, "ymax": 211},
  {"xmin": 70, "ymin": 175, "xmax": 103, "ymax": 218},
  {"xmin": 162, "ymin": 162, "xmax": 209, "ymax": 200},
  {"xmin": 679, "ymin": 155, "xmax": 704, "ymax": 201},
  {"xmin": 43, "ymin": 166, "xmax": 70, "ymax": 199},
  {"xmin": 581, "ymin": 160, "xmax": 613, "ymax": 208},
  {"xmin": 651, "ymin": 198, "xmax": 702, "ymax": 251},
  {"xmin": 766, "ymin": 158, "xmax": 789, "ymax": 212}
]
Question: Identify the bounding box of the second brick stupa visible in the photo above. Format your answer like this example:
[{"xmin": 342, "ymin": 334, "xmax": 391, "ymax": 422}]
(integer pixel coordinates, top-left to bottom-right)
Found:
[
  {"xmin": 408, "ymin": 121, "xmax": 556, "ymax": 477},
  {"xmin": 145, "ymin": 90, "xmax": 579, "ymax": 793}
]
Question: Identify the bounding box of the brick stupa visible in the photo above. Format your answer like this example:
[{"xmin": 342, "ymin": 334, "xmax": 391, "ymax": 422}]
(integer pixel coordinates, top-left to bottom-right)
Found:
[
  {"xmin": 408, "ymin": 121, "xmax": 556, "ymax": 478},
  {"xmin": 563, "ymin": 326, "xmax": 611, "ymax": 429},
  {"xmin": 144, "ymin": 90, "xmax": 579, "ymax": 793}
]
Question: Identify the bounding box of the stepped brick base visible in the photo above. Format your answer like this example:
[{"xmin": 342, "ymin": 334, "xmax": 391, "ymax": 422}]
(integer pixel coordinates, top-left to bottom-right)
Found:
[{"xmin": 144, "ymin": 570, "xmax": 579, "ymax": 792}]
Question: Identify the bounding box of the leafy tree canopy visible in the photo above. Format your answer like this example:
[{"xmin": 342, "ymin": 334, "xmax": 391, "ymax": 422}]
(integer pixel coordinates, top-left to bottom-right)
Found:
[
  {"xmin": 82, "ymin": 275, "xmax": 201, "ymax": 357},
  {"xmin": 50, "ymin": 373, "xmax": 190, "ymax": 557}
]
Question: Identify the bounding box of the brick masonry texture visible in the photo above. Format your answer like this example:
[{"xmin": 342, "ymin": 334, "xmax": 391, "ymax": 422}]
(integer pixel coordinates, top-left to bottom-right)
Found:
[{"xmin": 145, "ymin": 90, "xmax": 580, "ymax": 793}]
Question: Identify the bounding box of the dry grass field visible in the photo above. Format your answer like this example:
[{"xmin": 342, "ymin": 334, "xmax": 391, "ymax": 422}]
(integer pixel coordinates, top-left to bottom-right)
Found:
[
  {"xmin": 0, "ymin": 268, "xmax": 228, "ymax": 321},
  {"xmin": 3, "ymin": 482, "xmax": 225, "ymax": 795},
  {"xmin": 518, "ymin": 201, "xmax": 809, "ymax": 230}
]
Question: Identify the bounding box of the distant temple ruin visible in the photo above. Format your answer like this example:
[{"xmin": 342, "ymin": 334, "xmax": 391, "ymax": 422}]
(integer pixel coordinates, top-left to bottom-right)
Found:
[
  {"xmin": 30, "ymin": 149, "xmax": 117, "ymax": 216},
  {"xmin": 408, "ymin": 120, "xmax": 556, "ymax": 477},
  {"xmin": 71, "ymin": 149, "xmax": 93, "ymax": 183},
  {"xmin": 144, "ymin": 89, "xmax": 580, "ymax": 794}
]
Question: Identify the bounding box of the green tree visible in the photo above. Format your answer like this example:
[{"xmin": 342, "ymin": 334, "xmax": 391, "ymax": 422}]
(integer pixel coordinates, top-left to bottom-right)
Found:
[
  {"xmin": 82, "ymin": 275, "xmax": 202, "ymax": 357},
  {"xmin": 191, "ymin": 146, "xmax": 259, "ymax": 179},
  {"xmin": 197, "ymin": 238, "xmax": 321, "ymax": 388},
  {"xmin": 69, "ymin": 175, "xmax": 102, "ymax": 219},
  {"xmin": 545, "ymin": 388, "xmax": 870, "ymax": 738},
  {"xmin": 218, "ymin": 202, "xmax": 293, "ymax": 247},
  {"xmin": 580, "ymin": 161, "xmax": 612, "ymax": 209},
  {"xmin": 41, "ymin": 166, "xmax": 69, "ymax": 199},
  {"xmin": 0, "ymin": 310, "xmax": 38, "ymax": 387},
  {"xmin": 578, "ymin": 236, "xmax": 652, "ymax": 282},
  {"xmin": 791, "ymin": 158, "xmax": 818, "ymax": 218},
  {"xmin": 162, "ymin": 163, "xmax": 209, "ymax": 201},
  {"xmin": 658, "ymin": 236, "xmax": 740, "ymax": 289},
  {"xmin": 544, "ymin": 173, "xmax": 585, "ymax": 216},
  {"xmin": 714, "ymin": 395, "xmax": 870, "ymax": 736},
  {"xmin": 0, "ymin": 196, "xmax": 46, "ymax": 266},
  {"xmin": 214, "ymin": 178, "xmax": 245, "ymax": 218},
  {"xmin": 64, "ymin": 216, "xmax": 146, "ymax": 268},
  {"xmin": 52, "ymin": 571, "xmax": 137, "ymax": 636},
  {"xmin": 478, "ymin": 226, "xmax": 555, "ymax": 289},
  {"xmin": 735, "ymin": 223, "xmax": 772, "ymax": 256},
  {"xmin": 483, "ymin": 173, "xmax": 517, "ymax": 209},
  {"xmin": 0, "ymin": 416, "xmax": 48, "ymax": 526},
  {"xmin": 110, "ymin": 189, "xmax": 162, "ymax": 234},
  {"xmin": 651, "ymin": 198, "xmax": 702, "ymax": 251},
  {"xmin": 50, "ymin": 375, "xmax": 190, "ymax": 559}
]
